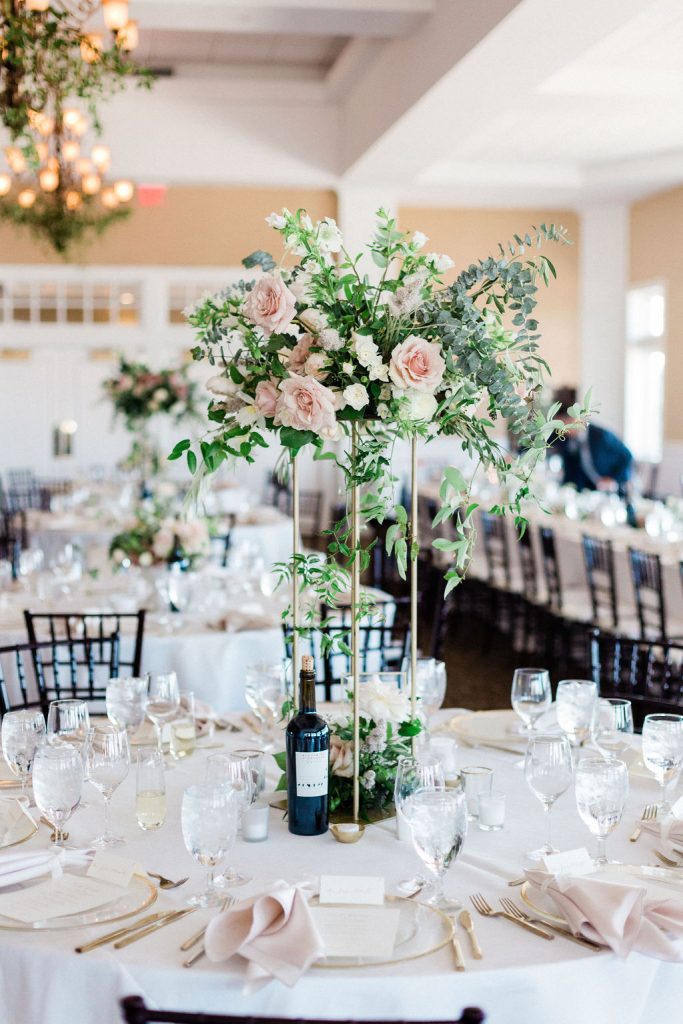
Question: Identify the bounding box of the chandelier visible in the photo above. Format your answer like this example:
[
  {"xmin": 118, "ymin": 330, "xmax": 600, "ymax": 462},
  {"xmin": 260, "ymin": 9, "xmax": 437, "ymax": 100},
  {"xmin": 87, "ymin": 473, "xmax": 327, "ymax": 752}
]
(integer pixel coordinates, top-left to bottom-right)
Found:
[{"xmin": 0, "ymin": 0, "xmax": 151, "ymax": 253}]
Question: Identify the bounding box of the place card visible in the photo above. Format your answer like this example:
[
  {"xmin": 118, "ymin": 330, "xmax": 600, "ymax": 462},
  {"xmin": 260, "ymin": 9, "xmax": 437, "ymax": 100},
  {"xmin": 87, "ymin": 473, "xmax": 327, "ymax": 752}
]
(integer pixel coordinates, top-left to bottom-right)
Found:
[
  {"xmin": 311, "ymin": 906, "xmax": 401, "ymax": 958},
  {"xmin": 543, "ymin": 847, "xmax": 595, "ymax": 878},
  {"xmin": 87, "ymin": 851, "xmax": 138, "ymax": 889},
  {"xmin": 0, "ymin": 874, "xmax": 126, "ymax": 924},
  {"xmin": 319, "ymin": 874, "xmax": 385, "ymax": 905}
]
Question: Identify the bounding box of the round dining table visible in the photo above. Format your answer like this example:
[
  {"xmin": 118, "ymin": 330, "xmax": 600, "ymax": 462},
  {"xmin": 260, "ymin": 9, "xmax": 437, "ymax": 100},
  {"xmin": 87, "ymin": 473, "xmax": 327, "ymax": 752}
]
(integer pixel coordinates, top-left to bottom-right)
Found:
[{"xmin": 0, "ymin": 709, "xmax": 680, "ymax": 1024}]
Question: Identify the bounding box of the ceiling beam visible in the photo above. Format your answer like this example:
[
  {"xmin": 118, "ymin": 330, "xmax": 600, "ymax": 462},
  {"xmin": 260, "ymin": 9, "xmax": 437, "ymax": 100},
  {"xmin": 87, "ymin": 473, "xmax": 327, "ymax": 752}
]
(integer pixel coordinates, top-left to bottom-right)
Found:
[{"xmin": 133, "ymin": 0, "xmax": 434, "ymax": 38}]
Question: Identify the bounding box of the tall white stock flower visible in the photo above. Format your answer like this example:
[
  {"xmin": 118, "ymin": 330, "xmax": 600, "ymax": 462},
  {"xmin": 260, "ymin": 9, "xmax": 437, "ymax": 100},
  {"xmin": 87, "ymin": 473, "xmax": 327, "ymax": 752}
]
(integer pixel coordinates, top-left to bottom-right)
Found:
[
  {"xmin": 317, "ymin": 217, "xmax": 343, "ymax": 254},
  {"xmin": 343, "ymin": 383, "xmax": 369, "ymax": 411},
  {"xmin": 359, "ymin": 675, "xmax": 411, "ymax": 725},
  {"xmin": 265, "ymin": 211, "xmax": 287, "ymax": 230}
]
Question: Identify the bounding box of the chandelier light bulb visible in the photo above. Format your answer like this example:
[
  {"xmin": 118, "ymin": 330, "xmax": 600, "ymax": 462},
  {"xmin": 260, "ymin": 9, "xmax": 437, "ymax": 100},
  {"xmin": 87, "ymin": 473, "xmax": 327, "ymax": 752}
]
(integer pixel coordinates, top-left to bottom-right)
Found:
[
  {"xmin": 25, "ymin": 0, "xmax": 50, "ymax": 11},
  {"xmin": 46, "ymin": 156, "xmax": 59, "ymax": 172},
  {"xmin": 91, "ymin": 144, "xmax": 111, "ymax": 171},
  {"xmin": 80, "ymin": 32, "xmax": 103, "ymax": 64},
  {"xmin": 62, "ymin": 139, "xmax": 80, "ymax": 162},
  {"xmin": 39, "ymin": 167, "xmax": 59, "ymax": 193},
  {"xmin": 62, "ymin": 108, "xmax": 82, "ymax": 131},
  {"xmin": 82, "ymin": 173, "xmax": 101, "ymax": 195},
  {"xmin": 5, "ymin": 146, "xmax": 26, "ymax": 173},
  {"xmin": 17, "ymin": 189, "xmax": 37, "ymax": 209},
  {"xmin": 117, "ymin": 19, "xmax": 138, "ymax": 51},
  {"xmin": 103, "ymin": 0, "xmax": 129, "ymax": 32},
  {"xmin": 0, "ymin": 173, "xmax": 11, "ymax": 197},
  {"xmin": 65, "ymin": 190, "xmax": 82, "ymax": 211},
  {"xmin": 113, "ymin": 179, "xmax": 134, "ymax": 202},
  {"xmin": 101, "ymin": 187, "xmax": 119, "ymax": 209},
  {"xmin": 76, "ymin": 157, "xmax": 92, "ymax": 176}
]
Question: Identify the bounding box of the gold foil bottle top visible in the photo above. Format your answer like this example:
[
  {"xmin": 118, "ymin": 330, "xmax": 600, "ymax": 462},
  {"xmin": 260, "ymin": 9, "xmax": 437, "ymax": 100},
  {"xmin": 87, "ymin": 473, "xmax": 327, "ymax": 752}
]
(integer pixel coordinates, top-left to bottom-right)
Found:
[{"xmin": 301, "ymin": 655, "xmax": 314, "ymax": 673}]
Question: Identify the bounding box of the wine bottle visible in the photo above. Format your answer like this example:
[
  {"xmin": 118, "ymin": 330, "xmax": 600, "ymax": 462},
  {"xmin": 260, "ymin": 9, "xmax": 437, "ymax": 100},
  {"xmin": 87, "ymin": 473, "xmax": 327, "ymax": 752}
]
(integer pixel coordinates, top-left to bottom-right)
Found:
[
  {"xmin": 285, "ymin": 654, "xmax": 329, "ymax": 836},
  {"xmin": 167, "ymin": 533, "xmax": 189, "ymax": 573}
]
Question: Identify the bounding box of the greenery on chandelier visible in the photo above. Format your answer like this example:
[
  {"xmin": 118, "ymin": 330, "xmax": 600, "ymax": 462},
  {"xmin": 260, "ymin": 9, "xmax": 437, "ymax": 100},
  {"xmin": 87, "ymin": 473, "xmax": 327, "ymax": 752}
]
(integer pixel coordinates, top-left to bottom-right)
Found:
[{"xmin": 0, "ymin": 190, "xmax": 130, "ymax": 252}]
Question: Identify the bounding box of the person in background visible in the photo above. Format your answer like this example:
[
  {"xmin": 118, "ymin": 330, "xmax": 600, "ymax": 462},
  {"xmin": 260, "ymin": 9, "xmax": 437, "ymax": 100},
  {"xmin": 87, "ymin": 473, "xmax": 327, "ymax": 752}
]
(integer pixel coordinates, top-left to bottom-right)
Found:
[{"xmin": 551, "ymin": 386, "xmax": 634, "ymax": 498}]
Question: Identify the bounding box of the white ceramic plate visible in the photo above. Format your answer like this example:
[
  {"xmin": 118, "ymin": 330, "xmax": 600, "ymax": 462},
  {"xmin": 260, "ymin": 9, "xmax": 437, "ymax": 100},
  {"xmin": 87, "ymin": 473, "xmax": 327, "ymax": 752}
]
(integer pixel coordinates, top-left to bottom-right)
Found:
[{"xmin": 445, "ymin": 708, "xmax": 556, "ymax": 749}]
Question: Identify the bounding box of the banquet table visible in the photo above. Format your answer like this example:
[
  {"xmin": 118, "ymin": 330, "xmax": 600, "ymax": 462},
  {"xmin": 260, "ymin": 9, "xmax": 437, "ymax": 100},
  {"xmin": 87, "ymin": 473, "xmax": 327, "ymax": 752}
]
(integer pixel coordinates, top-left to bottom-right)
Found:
[{"xmin": 0, "ymin": 709, "xmax": 680, "ymax": 1024}]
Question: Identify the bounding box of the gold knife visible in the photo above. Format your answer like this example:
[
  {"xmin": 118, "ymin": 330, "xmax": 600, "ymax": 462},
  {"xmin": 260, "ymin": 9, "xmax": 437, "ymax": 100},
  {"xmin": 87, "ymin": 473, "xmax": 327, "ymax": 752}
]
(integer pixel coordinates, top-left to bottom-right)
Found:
[
  {"xmin": 75, "ymin": 911, "xmax": 177, "ymax": 954},
  {"xmin": 114, "ymin": 907, "xmax": 197, "ymax": 949},
  {"xmin": 458, "ymin": 910, "xmax": 482, "ymax": 959},
  {"xmin": 183, "ymin": 946, "xmax": 206, "ymax": 968},
  {"xmin": 500, "ymin": 911, "xmax": 554, "ymax": 940},
  {"xmin": 452, "ymin": 934, "xmax": 466, "ymax": 971}
]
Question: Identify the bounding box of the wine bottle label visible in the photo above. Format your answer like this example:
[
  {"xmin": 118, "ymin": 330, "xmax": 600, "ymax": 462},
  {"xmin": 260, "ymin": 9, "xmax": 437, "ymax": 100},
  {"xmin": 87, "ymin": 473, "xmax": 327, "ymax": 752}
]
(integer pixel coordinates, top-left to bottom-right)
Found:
[{"xmin": 295, "ymin": 750, "xmax": 329, "ymax": 797}]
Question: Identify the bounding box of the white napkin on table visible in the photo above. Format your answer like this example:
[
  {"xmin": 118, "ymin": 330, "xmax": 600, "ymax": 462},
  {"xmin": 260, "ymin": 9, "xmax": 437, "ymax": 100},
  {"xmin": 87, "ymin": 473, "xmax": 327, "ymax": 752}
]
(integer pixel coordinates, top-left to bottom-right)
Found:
[{"xmin": 0, "ymin": 847, "xmax": 93, "ymax": 889}]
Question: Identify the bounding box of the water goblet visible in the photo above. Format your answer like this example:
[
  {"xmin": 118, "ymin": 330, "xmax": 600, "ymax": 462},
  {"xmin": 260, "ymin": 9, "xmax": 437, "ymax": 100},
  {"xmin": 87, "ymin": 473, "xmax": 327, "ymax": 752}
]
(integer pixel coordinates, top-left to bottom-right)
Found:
[
  {"xmin": 181, "ymin": 784, "xmax": 238, "ymax": 907},
  {"xmin": 575, "ymin": 756, "xmax": 629, "ymax": 867},
  {"xmin": 402, "ymin": 786, "xmax": 468, "ymax": 911},
  {"xmin": 205, "ymin": 753, "xmax": 255, "ymax": 886},
  {"xmin": 511, "ymin": 667, "xmax": 551, "ymax": 734},
  {"xmin": 84, "ymin": 723, "xmax": 130, "ymax": 847},
  {"xmin": 46, "ymin": 699, "xmax": 91, "ymax": 752},
  {"xmin": 591, "ymin": 698, "xmax": 634, "ymax": 760},
  {"xmin": 32, "ymin": 743, "xmax": 83, "ymax": 847},
  {"xmin": 144, "ymin": 672, "xmax": 180, "ymax": 755},
  {"xmin": 1, "ymin": 709, "xmax": 45, "ymax": 798},
  {"xmin": 642, "ymin": 713, "xmax": 683, "ymax": 812},
  {"xmin": 106, "ymin": 676, "xmax": 148, "ymax": 736},
  {"xmin": 393, "ymin": 753, "xmax": 445, "ymax": 894},
  {"xmin": 556, "ymin": 679, "xmax": 598, "ymax": 746},
  {"xmin": 524, "ymin": 733, "xmax": 573, "ymax": 860}
]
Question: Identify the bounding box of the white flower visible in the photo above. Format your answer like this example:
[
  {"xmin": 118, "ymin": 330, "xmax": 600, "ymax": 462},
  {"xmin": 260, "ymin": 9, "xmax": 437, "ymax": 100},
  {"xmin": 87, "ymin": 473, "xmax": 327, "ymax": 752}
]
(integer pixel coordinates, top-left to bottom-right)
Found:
[
  {"xmin": 220, "ymin": 329, "xmax": 247, "ymax": 357},
  {"xmin": 301, "ymin": 213, "xmax": 314, "ymax": 231},
  {"xmin": 289, "ymin": 270, "xmax": 314, "ymax": 303},
  {"xmin": 352, "ymin": 331, "xmax": 380, "ymax": 368},
  {"xmin": 138, "ymin": 551, "xmax": 153, "ymax": 567},
  {"xmin": 368, "ymin": 361, "xmax": 389, "ymax": 382},
  {"xmin": 412, "ymin": 231, "xmax": 428, "ymax": 249},
  {"xmin": 426, "ymin": 252, "xmax": 455, "ymax": 273},
  {"xmin": 265, "ymin": 211, "xmax": 287, "ymax": 230},
  {"xmin": 299, "ymin": 308, "xmax": 328, "ymax": 333},
  {"xmin": 343, "ymin": 383, "xmax": 369, "ymax": 410},
  {"xmin": 236, "ymin": 403, "xmax": 263, "ymax": 428},
  {"xmin": 377, "ymin": 402, "xmax": 389, "ymax": 419},
  {"xmin": 359, "ymin": 675, "xmax": 411, "ymax": 725},
  {"xmin": 379, "ymin": 384, "xmax": 392, "ymax": 401},
  {"xmin": 152, "ymin": 387, "xmax": 168, "ymax": 402},
  {"xmin": 385, "ymin": 283, "xmax": 424, "ymax": 318},
  {"xmin": 206, "ymin": 375, "xmax": 239, "ymax": 397},
  {"xmin": 317, "ymin": 217, "xmax": 343, "ymax": 254},
  {"xmin": 401, "ymin": 389, "xmax": 438, "ymax": 421},
  {"xmin": 319, "ymin": 327, "xmax": 343, "ymax": 351},
  {"xmin": 342, "ymin": 362, "xmax": 355, "ymax": 376},
  {"xmin": 360, "ymin": 770, "xmax": 377, "ymax": 791},
  {"xmin": 111, "ymin": 548, "xmax": 126, "ymax": 564}
]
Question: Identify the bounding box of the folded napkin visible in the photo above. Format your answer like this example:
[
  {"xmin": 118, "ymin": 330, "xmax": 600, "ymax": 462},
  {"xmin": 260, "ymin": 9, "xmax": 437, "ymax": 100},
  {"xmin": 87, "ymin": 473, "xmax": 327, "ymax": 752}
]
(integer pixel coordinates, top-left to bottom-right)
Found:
[
  {"xmin": 204, "ymin": 882, "xmax": 325, "ymax": 990},
  {"xmin": 0, "ymin": 847, "xmax": 93, "ymax": 889},
  {"xmin": 525, "ymin": 868, "xmax": 683, "ymax": 961},
  {"xmin": 0, "ymin": 798, "xmax": 34, "ymax": 846}
]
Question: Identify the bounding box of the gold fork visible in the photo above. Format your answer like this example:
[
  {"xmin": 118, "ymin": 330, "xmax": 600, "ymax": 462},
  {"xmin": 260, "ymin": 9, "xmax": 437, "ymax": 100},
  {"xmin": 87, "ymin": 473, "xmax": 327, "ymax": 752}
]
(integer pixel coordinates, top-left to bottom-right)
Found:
[
  {"xmin": 179, "ymin": 896, "xmax": 233, "ymax": 951},
  {"xmin": 654, "ymin": 850, "xmax": 683, "ymax": 869},
  {"xmin": 629, "ymin": 803, "xmax": 657, "ymax": 843},
  {"xmin": 499, "ymin": 898, "xmax": 602, "ymax": 951},
  {"xmin": 470, "ymin": 893, "xmax": 554, "ymax": 940}
]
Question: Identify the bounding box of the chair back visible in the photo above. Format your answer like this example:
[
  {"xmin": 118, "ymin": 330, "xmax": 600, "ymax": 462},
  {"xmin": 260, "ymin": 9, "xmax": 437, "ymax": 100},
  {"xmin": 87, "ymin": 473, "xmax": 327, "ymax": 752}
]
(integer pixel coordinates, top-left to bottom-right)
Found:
[
  {"xmin": 589, "ymin": 629, "xmax": 683, "ymax": 728},
  {"xmin": 0, "ymin": 640, "xmax": 50, "ymax": 714},
  {"xmin": 629, "ymin": 548, "xmax": 667, "ymax": 641},
  {"xmin": 539, "ymin": 526, "xmax": 563, "ymax": 613},
  {"xmin": 480, "ymin": 511, "xmax": 511, "ymax": 590},
  {"xmin": 23, "ymin": 610, "xmax": 145, "ymax": 707},
  {"xmin": 121, "ymin": 996, "xmax": 486, "ymax": 1024},
  {"xmin": 582, "ymin": 535, "xmax": 618, "ymax": 629},
  {"xmin": 517, "ymin": 526, "xmax": 538, "ymax": 603}
]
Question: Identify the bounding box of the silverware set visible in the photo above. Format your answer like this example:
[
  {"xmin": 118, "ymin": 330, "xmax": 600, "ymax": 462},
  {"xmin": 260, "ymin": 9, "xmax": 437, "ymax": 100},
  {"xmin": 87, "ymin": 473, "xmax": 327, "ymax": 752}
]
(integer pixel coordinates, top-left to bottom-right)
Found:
[
  {"xmin": 448, "ymin": 909, "xmax": 482, "ymax": 970},
  {"xmin": 468, "ymin": 893, "xmax": 604, "ymax": 951}
]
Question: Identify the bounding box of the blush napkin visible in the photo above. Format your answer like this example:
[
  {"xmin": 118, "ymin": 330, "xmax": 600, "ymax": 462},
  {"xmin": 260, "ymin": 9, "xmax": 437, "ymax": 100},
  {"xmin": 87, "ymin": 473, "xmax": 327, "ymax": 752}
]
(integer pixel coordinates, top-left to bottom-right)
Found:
[
  {"xmin": 204, "ymin": 882, "xmax": 325, "ymax": 990},
  {"xmin": 0, "ymin": 848, "xmax": 93, "ymax": 889},
  {"xmin": 525, "ymin": 868, "xmax": 683, "ymax": 961}
]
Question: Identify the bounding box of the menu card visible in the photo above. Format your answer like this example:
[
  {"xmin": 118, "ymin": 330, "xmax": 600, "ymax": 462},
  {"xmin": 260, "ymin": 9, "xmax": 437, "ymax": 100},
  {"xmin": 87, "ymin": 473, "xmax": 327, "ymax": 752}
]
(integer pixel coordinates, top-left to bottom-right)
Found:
[
  {"xmin": 0, "ymin": 874, "xmax": 127, "ymax": 924},
  {"xmin": 313, "ymin": 875, "xmax": 400, "ymax": 957}
]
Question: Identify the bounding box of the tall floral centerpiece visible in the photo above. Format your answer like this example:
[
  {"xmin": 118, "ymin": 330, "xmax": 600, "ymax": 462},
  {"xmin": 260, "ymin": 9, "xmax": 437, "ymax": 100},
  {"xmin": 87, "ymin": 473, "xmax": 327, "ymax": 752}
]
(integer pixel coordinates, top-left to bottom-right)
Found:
[{"xmin": 174, "ymin": 208, "xmax": 590, "ymax": 818}]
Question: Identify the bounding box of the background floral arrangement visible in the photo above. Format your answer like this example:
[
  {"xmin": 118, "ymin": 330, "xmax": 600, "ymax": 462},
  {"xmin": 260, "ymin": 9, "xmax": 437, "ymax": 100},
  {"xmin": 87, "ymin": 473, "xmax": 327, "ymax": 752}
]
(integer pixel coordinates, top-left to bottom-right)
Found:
[
  {"xmin": 109, "ymin": 503, "xmax": 209, "ymax": 569},
  {"xmin": 104, "ymin": 355, "xmax": 199, "ymax": 431},
  {"xmin": 275, "ymin": 675, "xmax": 422, "ymax": 817},
  {"xmin": 173, "ymin": 207, "xmax": 590, "ymax": 612}
]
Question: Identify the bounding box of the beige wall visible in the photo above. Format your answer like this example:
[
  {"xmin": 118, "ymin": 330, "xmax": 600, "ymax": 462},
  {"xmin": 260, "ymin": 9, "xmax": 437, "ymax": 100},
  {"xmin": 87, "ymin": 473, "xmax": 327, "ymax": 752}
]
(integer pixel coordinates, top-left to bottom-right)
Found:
[
  {"xmin": 630, "ymin": 186, "xmax": 683, "ymax": 443},
  {"xmin": 0, "ymin": 187, "xmax": 338, "ymax": 266},
  {"xmin": 399, "ymin": 207, "xmax": 580, "ymax": 391}
]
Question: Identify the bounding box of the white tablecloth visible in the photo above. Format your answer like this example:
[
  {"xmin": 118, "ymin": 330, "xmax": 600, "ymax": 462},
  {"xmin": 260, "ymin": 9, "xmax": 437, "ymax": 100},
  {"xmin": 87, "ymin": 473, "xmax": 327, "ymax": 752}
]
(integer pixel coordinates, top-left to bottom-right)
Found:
[{"xmin": 0, "ymin": 710, "xmax": 680, "ymax": 1024}]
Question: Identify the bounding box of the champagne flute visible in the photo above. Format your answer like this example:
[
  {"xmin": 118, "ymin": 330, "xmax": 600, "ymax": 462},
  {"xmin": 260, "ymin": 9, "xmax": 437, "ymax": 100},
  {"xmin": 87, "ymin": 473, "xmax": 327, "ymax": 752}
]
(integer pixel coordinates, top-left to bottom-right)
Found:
[
  {"xmin": 591, "ymin": 698, "xmax": 634, "ymax": 760},
  {"xmin": 205, "ymin": 753, "xmax": 255, "ymax": 886},
  {"xmin": 556, "ymin": 679, "xmax": 598, "ymax": 746},
  {"xmin": 84, "ymin": 724, "xmax": 130, "ymax": 847},
  {"xmin": 575, "ymin": 757, "xmax": 629, "ymax": 867},
  {"xmin": 642, "ymin": 713, "xmax": 683, "ymax": 812},
  {"xmin": 525, "ymin": 733, "xmax": 573, "ymax": 860},
  {"xmin": 402, "ymin": 787, "xmax": 468, "ymax": 911},
  {"xmin": 32, "ymin": 744, "xmax": 82, "ymax": 847},
  {"xmin": 511, "ymin": 668, "xmax": 551, "ymax": 734},
  {"xmin": 144, "ymin": 672, "xmax": 180, "ymax": 756},
  {"xmin": 1, "ymin": 709, "xmax": 45, "ymax": 797},
  {"xmin": 182, "ymin": 784, "xmax": 238, "ymax": 907}
]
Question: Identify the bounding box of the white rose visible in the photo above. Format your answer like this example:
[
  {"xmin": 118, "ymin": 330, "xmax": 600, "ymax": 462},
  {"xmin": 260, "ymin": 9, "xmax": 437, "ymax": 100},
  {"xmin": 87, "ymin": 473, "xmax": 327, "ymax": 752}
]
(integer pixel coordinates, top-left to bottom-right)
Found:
[
  {"xmin": 412, "ymin": 231, "xmax": 428, "ymax": 249},
  {"xmin": 317, "ymin": 217, "xmax": 343, "ymax": 253},
  {"xmin": 319, "ymin": 327, "xmax": 343, "ymax": 351},
  {"xmin": 402, "ymin": 389, "xmax": 438, "ymax": 421},
  {"xmin": 427, "ymin": 252, "xmax": 455, "ymax": 273},
  {"xmin": 343, "ymin": 383, "xmax": 369, "ymax": 411},
  {"xmin": 299, "ymin": 308, "xmax": 328, "ymax": 333},
  {"xmin": 265, "ymin": 212, "xmax": 287, "ymax": 229},
  {"xmin": 368, "ymin": 362, "xmax": 389, "ymax": 382},
  {"xmin": 138, "ymin": 551, "xmax": 153, "ymax": 567},
  {"xmin": 377, "ymin": 402, "xmax": 389, "ymax": 419},
  {"xmin": 352, "ymin": 332, "xmax": 380, "ymax": 368},
  {"xmin": 152, "ymin": 388, "xmax": 168, "ymax": 402},
  {"xmin": 359, "ymin": 675, "xmax": 411, "ymax": 724},
  {"xmin": 342, "ymin": 362, "xmax": 355, "ymax": 376}
]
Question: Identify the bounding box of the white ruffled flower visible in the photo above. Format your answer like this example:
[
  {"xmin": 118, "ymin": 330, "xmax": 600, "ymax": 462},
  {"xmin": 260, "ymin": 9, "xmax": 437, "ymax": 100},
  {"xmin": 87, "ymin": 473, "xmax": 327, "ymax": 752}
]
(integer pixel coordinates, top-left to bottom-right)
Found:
[
  {"xmin": 412, "ymin": 231, "xmax": 428, "ymax": 249},
  {"xmin": 401, "ymin": 389, "xmax": 438, "ymax": 421},
  {"xmin": 265, "ymin": 211, "xmax": 287, "ymax": 230},
  {"xmin": 319, "ymin": 327, "xmax": 343, "ymax": 351},
  {"xmin": 317, "ymin": 217, "xmax": 343, "ymax": 254},
  {"xmin": 299, "ymin": 308, "xmax": 328, "ymax": 333},
  {"xmin": 342, "ymin": 362, "xmax": 355, "ymax": 376},
  {"xmin": 289, "ymin": 270, "xmax": 314, "ymax": 304},
  {"xmin": 343, "ymin": 383, "xmax": 369, "ymax": 410},
  {"xmin": 368, "ymin": 362, "xmax": 389, "ymax": 382},
  {"xmin": 359, "ymin": 675, "xmax": 411, "ymax": 725},
  {"xmin": 236, "ymin": 402, "xmax": 263, "ymax": 428},
  {"xmin": 352, "ymin": 332, "xmax": 380, "ymax": 368},
  {"xmin": 360, "ymin": 770, "xmax": 377, "ymax": 791},
  {"xmin": 206, "ymin": 375, "xmax": 239, "ymax": 397},
  {"xmin": 426, "ymin": 252, "xmax": 455, "ymax": 273},
  {"xmin": 377, "ymin": 402, "xmax": 389, "ymax": 419}
]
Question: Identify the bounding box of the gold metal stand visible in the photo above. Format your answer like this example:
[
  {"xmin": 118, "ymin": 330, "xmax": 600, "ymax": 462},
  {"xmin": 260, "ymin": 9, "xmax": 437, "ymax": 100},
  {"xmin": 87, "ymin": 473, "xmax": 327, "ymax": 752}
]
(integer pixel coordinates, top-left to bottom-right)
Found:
[
  {"xmin": 410, "ymin": 435, "xmax": 418, "ymax": 730},
  {"xmin": 291, "ymin": 453, "xmax": 300, "ymax": 711},
  {"xmin": 351, "ymin": 424, "xmax": 361, "ymax": 821}
]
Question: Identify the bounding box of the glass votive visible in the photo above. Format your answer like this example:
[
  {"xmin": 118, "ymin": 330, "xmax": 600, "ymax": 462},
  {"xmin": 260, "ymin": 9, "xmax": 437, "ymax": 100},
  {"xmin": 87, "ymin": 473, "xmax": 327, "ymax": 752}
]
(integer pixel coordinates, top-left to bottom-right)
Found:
[
  {"xmin": 461, "ymin": 766, "xmax": 493, "ymax": 820},
  {"xmin": 136, "ymin": 747, "xmax": 166, "ymax": 831},
  {"xmin": 242, "ymin": 801, "xmax": 269, "ymax": 842},
  {"xmin": 478, "ymin": 791, "xmax": 506, "ymax": 831}
]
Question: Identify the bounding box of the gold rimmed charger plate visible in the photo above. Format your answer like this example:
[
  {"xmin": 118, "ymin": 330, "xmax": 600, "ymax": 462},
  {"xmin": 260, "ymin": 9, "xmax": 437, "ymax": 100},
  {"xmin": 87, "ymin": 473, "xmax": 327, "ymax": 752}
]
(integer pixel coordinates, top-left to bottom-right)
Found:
[
  {"xmin": 0, "ymin": 809, "xmax": 38, "ymax": 850},
  {"xmin": 311, "ymin": 894, "xmax": 453, "ymax": 969},
  {"xmin": 0, "ymin": 872, "xmax": 157, "ymax": 931}
]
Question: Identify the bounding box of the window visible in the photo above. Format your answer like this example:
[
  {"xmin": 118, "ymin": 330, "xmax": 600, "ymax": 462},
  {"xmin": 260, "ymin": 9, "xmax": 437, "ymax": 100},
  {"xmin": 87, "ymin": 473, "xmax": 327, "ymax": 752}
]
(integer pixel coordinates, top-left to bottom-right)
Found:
[
  {"xmin": 0, "ymin": 278, "xmax": 141, "ymax": 326},
  {"xmin": 624, "ymin": 283, "xmax": 666, "ymax": 462}
]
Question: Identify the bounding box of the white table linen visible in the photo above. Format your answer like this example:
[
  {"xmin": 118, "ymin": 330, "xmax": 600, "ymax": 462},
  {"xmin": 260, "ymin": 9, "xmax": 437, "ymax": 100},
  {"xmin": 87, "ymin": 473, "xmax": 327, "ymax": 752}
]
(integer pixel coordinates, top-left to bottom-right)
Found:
[{"xmin": 0, "ymin": 710, "xmax": 681, "ymax": 1024}]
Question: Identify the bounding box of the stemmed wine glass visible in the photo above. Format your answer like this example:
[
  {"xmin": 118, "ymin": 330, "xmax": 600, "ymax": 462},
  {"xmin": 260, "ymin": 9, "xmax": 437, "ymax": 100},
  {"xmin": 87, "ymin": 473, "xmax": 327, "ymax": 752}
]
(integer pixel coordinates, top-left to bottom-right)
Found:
[
  {"xmin": 394, "ymin": 754, "xmax": 445, "ymax": 894},
  {"xmin": 642, "ymin": 713, "xmax": 683, "ymax": 812},
  {"xmin": 1, "ymin": 709, "xmax": 46, "ymax": 798},
  {"xmin": 205, "ymin": 753, "xmax": 255, "ymax": 886},
  {"xmin": 524, "ymin": 733, "xmax": 573, "ymax": 860},
  {"xmin": 32, "ymin": 743, "xmax": 83, "ymax": 847},
  {"xmin": 575, "ymin": 757, "xmax": 629, "ymax": 868},
  {"xmin": 400, "ymin": 658, "xmax": 447, "ymax": 733},
  {"xmin": 511, "ymin": 668, "xmax": 551, "ymax": 734},
  {"xmin": 402, "ymin": 787, "xmax": 468, "ymax": 911},
  {"xmin": 591, "ymin": 698, "xmax": 634, "ymax": 760},
  {"xmin": 182, "ymin": 784, "xmax": 239, "ymax": 907},
  {"xmin": 47, "ymin": 698, "xmax": 91, "ymax": 806},
  {"xmin": 106, "ymin": 676, "xmax": 148, "ymax": 736},
  {"xmin": 144, "ymin": 672, "xmax": 180, "ymax": 758},
  {"xmin": 556, "ymin": 680, "xmax": 598, "ymax": 746},
  {"xmin": 84, "ymin": 724, "xmax": 130, "ymax": 847},
  {"xmin": 244, "ymin": 662, "xmax": 288, "ymax": 749}
]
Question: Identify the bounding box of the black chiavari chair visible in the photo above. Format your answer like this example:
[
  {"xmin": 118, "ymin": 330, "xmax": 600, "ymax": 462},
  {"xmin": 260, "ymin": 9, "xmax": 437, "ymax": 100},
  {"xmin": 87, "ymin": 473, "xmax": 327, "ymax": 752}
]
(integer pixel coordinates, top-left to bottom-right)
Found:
[
  {"xmin": 582, "ymin": 534, "xmax": 619, "ymax": 631},
  {"xmin": 121, "ymin": 997, "xmax": 486, "ymax": 1024},
  {"xmin": 480, "ymin": 511, "xmax": 512, "ymax": 592},
  {"xmin": 628, "ymin": 548, "xmax": 668, "ymax": 641},
  {"xmin": 23, "ymin": 610, "xmax": 145, "ymax": 707},
  {"xmin": 589, "ymin": 629, "xmax": 683, "ymax": 729},
  {"xmin": 0, "ymin": 509, "xmax": 25, "ymax": 577}
]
